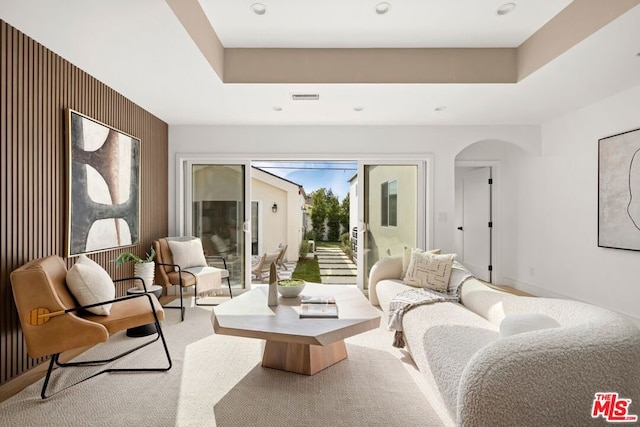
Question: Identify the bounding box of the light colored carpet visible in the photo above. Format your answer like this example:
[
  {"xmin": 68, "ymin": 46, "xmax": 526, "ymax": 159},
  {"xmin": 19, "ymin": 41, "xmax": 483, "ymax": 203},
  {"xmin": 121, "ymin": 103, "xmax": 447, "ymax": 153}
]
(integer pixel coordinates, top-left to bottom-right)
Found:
[{"xmin": 0, "ymin": 299, "xmax": 450, "ymax": 427}]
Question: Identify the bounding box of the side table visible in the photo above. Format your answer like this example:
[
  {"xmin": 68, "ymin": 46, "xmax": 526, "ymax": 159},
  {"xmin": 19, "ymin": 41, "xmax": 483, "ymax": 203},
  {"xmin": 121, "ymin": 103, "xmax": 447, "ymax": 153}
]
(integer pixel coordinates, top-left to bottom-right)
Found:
[{"xmin": 126, "ymin": 285, "xmax": 163, "ymax": 337}]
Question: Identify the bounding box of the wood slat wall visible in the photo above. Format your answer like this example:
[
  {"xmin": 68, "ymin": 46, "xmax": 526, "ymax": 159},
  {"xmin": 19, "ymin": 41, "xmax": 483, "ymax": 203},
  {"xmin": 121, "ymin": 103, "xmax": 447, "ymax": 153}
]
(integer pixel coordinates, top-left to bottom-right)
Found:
[{"xmin": 0, "ymin": 20, "xmax": 169, "ymax": 385}]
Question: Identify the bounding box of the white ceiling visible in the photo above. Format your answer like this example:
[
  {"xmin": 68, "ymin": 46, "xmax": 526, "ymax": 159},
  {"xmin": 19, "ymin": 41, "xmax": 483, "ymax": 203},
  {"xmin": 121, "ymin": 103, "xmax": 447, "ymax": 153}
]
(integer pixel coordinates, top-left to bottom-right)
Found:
[
  {"xmin": 1, "ymin": 0, "xmax": 639, "ymax": 126},
  {"xmin": 200, "ymin": 0, "xmax": 573, "ymax": 48}
]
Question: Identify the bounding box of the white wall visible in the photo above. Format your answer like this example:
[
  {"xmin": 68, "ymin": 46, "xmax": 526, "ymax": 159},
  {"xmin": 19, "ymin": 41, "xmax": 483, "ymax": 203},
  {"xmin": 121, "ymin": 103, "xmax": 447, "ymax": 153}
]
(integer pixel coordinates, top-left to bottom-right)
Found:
[
  {"xmin": 499, "ymin": 84, "xmax": 640, "ymax": 322},
  {"xmin": 168, "ymin": 105, "xmax": 640, "ymax": 320},
  {"xmin": 252, "ymin": 169, "xmax": 305, "ymax": 261},
  {"xmin": 169, "ymin": 125, "xmax": 540, "ymax": 257}
]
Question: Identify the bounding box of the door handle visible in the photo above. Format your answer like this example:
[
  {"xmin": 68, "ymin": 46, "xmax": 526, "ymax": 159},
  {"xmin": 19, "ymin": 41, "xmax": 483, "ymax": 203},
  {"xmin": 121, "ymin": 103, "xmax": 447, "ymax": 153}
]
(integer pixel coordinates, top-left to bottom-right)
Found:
[
  {"xmin": 243, "ymin": 221, "xmax": 250, "ymax": 232},
  {"xmin": 457, "ymin": 226, "xmax": 463, "ymax": 231}
]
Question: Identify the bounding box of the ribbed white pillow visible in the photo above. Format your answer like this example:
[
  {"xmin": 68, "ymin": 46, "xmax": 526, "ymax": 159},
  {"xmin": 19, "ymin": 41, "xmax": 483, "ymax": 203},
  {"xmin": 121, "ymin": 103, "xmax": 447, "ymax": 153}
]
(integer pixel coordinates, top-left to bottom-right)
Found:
[
  {"xmin": 499, "ymin": 313, "xmax": 561, "ymax": 338},
  {"xmin": 168, "ymin": 238, "xmax": 207, "ymax": 269},
  {"xmin": 66, "ymin": 256, "xmax": 115, "ymax": 315}
]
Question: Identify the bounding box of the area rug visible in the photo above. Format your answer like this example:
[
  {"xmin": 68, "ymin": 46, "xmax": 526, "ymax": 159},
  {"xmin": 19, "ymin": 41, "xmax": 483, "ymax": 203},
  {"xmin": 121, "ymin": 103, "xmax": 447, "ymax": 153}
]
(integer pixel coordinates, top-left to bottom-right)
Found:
[{"xmin": 0, "ymin": 299, "xmax": 448, "ymax": 427}]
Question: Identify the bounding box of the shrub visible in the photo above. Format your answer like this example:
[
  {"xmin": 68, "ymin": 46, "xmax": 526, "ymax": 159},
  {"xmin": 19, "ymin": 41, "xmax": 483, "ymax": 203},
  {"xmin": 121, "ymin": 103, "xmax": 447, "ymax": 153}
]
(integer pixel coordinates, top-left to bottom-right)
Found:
[
  {"xmin": 298, "ymin": 239, "xmax": 310, "ymax": 259},
  {"xmin": 340, "ymin": 232, "xmax": 350, "ymax": 247},
  {"xmin": 343, "ymin": 245, "xmax": 353, "ymax": 259},
  {"xmin": 305, "ymin": 230, "xmax": 316, "ymax": 241}
]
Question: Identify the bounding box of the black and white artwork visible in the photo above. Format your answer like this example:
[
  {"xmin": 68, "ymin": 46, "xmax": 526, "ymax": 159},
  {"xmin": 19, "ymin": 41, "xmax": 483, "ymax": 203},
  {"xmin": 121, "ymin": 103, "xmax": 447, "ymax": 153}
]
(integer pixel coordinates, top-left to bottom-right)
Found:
[
  {"xmin": 598, "ymin": 127, "xmax": 640, "ymax": 251},
  {"xmin": 67, "ymin": 109, "xmax": 140, "ymax": 256}
]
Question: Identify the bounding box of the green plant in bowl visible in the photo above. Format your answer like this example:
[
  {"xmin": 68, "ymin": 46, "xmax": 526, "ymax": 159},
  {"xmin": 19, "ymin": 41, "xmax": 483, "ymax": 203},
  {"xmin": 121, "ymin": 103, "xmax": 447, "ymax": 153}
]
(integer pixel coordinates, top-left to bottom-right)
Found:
[{"xmin": 277, "ymin": 279, "xmax": 306, "ymax": 297}]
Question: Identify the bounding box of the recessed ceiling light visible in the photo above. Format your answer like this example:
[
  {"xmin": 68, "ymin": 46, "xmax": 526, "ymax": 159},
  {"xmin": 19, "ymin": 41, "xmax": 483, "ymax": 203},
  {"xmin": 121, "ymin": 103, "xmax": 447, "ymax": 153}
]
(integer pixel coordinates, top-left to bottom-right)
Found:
[
  {"xmin": 272, "ymin": 106, "xmax": 282, "ymax": 111},
  {"xmin": 434, "ymin": 106, "xmax": 447, "ymax": 112},
  {"xmin": 375, "ymin": 2, "xmax": 391, "ymax": 15},
  {"xmin": 496, "ymin": 2, "xmax": 516, "ymax": 16},
  {"xmin": 354, "ymin": 106, "xmax": 364, "ymax": 112},
  {"xmin": 251, "ymin": 3, "xmax": 266, "ymax": 15}
]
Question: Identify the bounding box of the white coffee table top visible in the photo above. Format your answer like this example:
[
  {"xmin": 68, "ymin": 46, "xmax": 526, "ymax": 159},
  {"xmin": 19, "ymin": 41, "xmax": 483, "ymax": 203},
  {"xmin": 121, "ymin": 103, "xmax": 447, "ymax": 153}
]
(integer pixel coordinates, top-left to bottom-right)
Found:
[{"xmin": 212, "ymin": 283, "xmax": 381, "ymax": 346}]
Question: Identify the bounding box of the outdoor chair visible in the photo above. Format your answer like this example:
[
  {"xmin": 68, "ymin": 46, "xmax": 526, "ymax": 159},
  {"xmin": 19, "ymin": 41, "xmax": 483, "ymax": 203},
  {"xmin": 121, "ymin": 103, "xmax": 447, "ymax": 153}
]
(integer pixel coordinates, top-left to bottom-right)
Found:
[
  {"xmin": 153, "ymin": 237, "xmax": 232, "ymax": 321},
  {"xmin": 275, "ymin": 243, "xmax": 288, "ymax": 270},
  {"xmin": 251, "ymin": 251, "xmax": 281, "ymax": 283},
  {"xmin": 10, "ymin": 255, "xmax": 172, "ymax": 399}
]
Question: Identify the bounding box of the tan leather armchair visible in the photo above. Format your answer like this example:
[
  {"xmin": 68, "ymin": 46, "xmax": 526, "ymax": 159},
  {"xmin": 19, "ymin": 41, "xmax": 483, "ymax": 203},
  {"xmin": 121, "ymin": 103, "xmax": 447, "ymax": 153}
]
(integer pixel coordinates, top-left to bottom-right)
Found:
[
  {"xmin": 153, "ymin": 237, "xmax": 232, "ymax": 321},
  {"xmin": 10, "ymin": 255, "xmax": 172, "ymax": 399}
]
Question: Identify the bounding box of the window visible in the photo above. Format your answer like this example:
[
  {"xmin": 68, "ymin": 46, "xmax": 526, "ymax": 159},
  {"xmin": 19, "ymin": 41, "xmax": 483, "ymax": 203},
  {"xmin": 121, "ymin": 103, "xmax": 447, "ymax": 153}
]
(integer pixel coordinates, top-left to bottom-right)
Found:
[{"xmin": 381, "ymin": 179, "xmax": 398, "ymax": 227}]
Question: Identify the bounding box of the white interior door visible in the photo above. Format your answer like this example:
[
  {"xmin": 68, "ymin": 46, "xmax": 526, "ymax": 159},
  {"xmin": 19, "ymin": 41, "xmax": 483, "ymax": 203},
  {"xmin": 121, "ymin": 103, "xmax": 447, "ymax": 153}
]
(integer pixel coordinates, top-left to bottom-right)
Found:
[{"xmin": 461, "ymin": 167, "xmax": 492, "ymax": 282}]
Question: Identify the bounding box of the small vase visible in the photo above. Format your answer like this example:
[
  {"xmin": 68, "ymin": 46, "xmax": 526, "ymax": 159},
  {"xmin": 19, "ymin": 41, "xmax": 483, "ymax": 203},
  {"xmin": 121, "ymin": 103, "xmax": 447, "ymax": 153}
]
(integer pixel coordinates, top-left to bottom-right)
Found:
[{"xmin": 134, "ymin": 262, "xmax": 155, "ymax": 290}]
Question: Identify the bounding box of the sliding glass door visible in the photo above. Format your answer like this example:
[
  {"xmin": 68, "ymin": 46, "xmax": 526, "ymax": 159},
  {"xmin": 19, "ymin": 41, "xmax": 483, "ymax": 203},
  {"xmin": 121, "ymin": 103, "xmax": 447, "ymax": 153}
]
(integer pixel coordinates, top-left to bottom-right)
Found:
[
  {"xmin": 179, "ymin": 157, "xmax": 427, "ymax": 292},
  {"xmin": 358, "ymin": 162, "xmax": 425, "ymax": 290},
  {"xmin": 185, "ymin": 161, "xmax": 251, "ymax": 290}
]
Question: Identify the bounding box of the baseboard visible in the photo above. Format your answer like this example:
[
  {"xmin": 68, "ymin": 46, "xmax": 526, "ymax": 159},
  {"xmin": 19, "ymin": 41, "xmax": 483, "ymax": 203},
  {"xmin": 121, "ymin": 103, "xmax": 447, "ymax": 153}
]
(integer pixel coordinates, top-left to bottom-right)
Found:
[
  {"xmin": 0, "ymin": 346, "xmax": 91, "ymax": 403},
  {"xmin": 501, "ymin": 276, "xmax": 640, "ymax": 326}
]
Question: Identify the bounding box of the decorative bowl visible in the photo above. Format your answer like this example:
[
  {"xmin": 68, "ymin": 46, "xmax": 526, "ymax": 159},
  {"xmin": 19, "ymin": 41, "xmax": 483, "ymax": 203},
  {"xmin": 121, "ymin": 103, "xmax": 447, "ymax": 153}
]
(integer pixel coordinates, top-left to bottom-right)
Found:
[{"xmin": 277, "ymin": 279, "xmax": 306, "ymax": 298}]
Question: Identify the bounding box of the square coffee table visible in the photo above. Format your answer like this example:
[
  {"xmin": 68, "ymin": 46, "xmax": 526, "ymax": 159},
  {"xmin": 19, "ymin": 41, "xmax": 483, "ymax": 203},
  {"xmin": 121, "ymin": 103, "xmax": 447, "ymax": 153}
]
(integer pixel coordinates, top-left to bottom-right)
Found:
[{"xmin": 211, "ymin": 282, "xmax": 381, "ymax": 375}]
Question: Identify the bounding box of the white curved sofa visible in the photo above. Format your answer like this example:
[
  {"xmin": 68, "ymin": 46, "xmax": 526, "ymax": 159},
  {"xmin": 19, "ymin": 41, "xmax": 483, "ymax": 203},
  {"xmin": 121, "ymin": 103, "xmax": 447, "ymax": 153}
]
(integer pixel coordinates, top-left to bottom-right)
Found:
[{"xmin": 369, "ymin": 255, "xmax": 640, "ymax": 427}]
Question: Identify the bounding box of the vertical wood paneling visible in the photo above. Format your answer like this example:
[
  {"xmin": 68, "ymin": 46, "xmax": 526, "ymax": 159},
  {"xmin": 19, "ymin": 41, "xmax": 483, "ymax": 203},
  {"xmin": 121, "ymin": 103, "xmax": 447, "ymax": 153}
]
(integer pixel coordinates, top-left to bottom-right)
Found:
[{"xmin": 0, "ymin": 20, "xmax": 169, "ymax": 385}]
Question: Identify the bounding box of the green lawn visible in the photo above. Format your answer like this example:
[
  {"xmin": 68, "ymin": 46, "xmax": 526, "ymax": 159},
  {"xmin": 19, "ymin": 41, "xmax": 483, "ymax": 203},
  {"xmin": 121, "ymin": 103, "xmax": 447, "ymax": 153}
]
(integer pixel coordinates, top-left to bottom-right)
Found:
[
  {"xmin": 291, "ymin": 241, "xmax": 349, "ymax": 282},
  {"xmin": 315, "ymin": 241, "xmax": 341, "ymax": 248},
  {"xmin": 291, "ymin": 258, "xmax": 321, "ymax": 283}
]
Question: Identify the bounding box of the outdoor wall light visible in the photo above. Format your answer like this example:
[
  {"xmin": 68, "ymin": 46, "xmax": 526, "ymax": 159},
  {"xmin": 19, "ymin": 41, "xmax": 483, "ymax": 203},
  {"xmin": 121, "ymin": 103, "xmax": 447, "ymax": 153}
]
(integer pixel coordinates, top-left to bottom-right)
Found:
[{"xmin": 272, "ymin": 203, "xmax": 278, "ymax": 213}]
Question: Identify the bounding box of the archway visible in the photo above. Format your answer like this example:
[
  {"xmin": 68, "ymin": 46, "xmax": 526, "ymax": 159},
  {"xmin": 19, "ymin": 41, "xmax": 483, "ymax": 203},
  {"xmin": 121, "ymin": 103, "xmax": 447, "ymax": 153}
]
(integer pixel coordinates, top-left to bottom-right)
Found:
[{"xmin": 453, "ymin": 139, "xmax": 533, "ymax": 283}]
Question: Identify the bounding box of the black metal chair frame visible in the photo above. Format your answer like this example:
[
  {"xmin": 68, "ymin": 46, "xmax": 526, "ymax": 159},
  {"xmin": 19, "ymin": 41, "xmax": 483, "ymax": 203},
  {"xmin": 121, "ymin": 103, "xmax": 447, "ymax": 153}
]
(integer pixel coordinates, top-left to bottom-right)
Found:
[
  {"xmin": 40, "ymin": 277, "xmax": 172, "ymax": 399},
  {"xmin": 157, "ymin": 257, "xmax": 232, "ymax": 322}
]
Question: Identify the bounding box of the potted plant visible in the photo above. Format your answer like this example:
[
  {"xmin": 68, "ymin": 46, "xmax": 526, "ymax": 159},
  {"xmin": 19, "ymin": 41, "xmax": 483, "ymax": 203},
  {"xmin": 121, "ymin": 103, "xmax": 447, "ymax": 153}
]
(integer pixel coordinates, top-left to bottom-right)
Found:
[
  {"xmin": 114, "ymin": 247, "xmax": 156, "ymax": 290},
  {"xmin": 277, "ymin": 279, "xmax": 306, "ymax": 298}
]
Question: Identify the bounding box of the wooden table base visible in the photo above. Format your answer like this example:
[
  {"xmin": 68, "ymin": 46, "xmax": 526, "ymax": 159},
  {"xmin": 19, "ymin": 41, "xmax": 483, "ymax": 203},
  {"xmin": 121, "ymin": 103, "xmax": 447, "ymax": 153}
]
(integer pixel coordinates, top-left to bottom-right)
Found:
[{"xmin": 262, "ymin": 340, "xmax": 348, "ymax": 375}]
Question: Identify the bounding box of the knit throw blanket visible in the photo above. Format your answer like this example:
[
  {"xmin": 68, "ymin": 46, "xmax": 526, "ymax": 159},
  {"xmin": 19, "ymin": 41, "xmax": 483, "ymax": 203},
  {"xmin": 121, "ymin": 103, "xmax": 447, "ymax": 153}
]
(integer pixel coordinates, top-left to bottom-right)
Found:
[
  {"xmin": 183, "ymin": 266, "xmax": 222, "ymax": 295},
  {"xmin": 388, "ymin": 288, "xmax": 459, "ymax": 348}
]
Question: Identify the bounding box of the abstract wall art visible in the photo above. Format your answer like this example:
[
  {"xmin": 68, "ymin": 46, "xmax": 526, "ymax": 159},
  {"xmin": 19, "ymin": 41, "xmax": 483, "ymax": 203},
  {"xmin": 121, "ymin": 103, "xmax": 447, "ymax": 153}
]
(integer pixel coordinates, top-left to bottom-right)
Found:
[
  {"xmin": 598, "ymin": 127, "xmax": 640, "ymax": 251},
  {"xmin": 67, "ymin": 109, "xmax": 140, "ymax": 256}
]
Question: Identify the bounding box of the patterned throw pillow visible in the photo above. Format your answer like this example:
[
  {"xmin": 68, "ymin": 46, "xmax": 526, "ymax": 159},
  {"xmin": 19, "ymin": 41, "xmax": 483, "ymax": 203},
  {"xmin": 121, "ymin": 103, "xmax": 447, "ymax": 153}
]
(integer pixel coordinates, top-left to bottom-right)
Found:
[
  {"xmin": 401, "ymin": 248, "xmax": 441, "ymax": 278},
  {"xmin": 403, "ymin": 251, "xmax": 455, "ymax": 293}
]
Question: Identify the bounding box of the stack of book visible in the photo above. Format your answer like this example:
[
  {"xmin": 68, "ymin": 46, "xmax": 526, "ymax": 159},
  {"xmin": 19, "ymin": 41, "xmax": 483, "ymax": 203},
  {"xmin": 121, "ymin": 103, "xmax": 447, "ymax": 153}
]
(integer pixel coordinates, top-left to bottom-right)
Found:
[{"xmin": 299, "ymin": 296, "xmax": 338, "ymax": 318}]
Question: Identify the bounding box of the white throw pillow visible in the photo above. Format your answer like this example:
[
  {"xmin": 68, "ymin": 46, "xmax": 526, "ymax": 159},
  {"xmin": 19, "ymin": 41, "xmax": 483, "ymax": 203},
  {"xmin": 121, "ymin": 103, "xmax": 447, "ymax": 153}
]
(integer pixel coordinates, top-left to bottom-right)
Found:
[
  {"xmin": 66, "ymin": 256, "xmax": 115, "ymax": 315},
  {"xmin": 401, "ymin": 247, "xmax": 440, "ymax": 278},
  {"xmin": 499, "ymin": 313, "xmax": 561, "ymax": 339},
  {"xmin": 168, "ymin": 238, "xmax": 208, "ymax": 269},
  {"xmin": 447, "ymin": 261, "xmax": 474, "ymax": 295},
  {"xmin": 403, "ymin": 251, "xmax": 455, "ymax": 293},
  {"xmin": 75, "ymin": 253, "xmax": 103, "ymax": 270}
]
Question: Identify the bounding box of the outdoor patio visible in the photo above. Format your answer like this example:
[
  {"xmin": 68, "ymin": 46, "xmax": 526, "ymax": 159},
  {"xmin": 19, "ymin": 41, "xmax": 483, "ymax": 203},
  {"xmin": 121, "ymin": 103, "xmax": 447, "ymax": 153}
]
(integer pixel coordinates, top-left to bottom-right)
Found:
[{"xmin": 250, "ymin": 244, "xmax": 357, "ymax": 286}]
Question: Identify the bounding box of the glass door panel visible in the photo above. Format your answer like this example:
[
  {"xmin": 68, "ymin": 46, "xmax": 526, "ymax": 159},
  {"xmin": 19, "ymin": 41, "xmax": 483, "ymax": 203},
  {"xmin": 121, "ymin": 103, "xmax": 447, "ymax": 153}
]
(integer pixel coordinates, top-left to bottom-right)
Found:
[
  {"xmin": 359, "ymin": 163, "xmax": 421, "ymax": 289},
  {"xmin": 191, "ymin": 164, "xmax": 246, "ymax": 288},
  {"xmin": 251, "ymin": 201, "xmax": 259, "ymax": 255}
]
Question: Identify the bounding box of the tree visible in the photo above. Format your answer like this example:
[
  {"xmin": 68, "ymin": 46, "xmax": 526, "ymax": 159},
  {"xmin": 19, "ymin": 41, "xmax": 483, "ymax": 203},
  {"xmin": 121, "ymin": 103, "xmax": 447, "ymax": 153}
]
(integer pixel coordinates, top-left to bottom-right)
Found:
[
  {"xmin": 339, "ymin": 193, "xmax": 350, "ymax": 234},
  {"xmin": 326, "ymin": 189, "xmax": 340, "ymax": 241},
  {"xmin": 310, "ymin": 189, "xmax": 328, "ymax": 240}
]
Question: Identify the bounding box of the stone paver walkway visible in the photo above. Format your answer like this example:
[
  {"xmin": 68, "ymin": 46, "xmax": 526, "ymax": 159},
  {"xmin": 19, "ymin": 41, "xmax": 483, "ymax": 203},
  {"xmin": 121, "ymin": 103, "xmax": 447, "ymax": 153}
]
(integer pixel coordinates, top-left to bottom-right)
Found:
[
  {"xmin": 249, "ymin": 247, "xmax": 356, "ymax": 286},
  {"xmin": 316, "ymin": 246, "xmax": 357, "ymax": 285}
]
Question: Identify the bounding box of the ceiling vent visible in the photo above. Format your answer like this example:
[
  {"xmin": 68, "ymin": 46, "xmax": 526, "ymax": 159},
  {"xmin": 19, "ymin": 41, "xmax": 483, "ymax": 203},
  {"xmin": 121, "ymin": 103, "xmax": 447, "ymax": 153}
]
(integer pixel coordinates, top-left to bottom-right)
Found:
[{"xmin": 291, "ymin": 93, "xmax": 320, "ymax": 101}]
